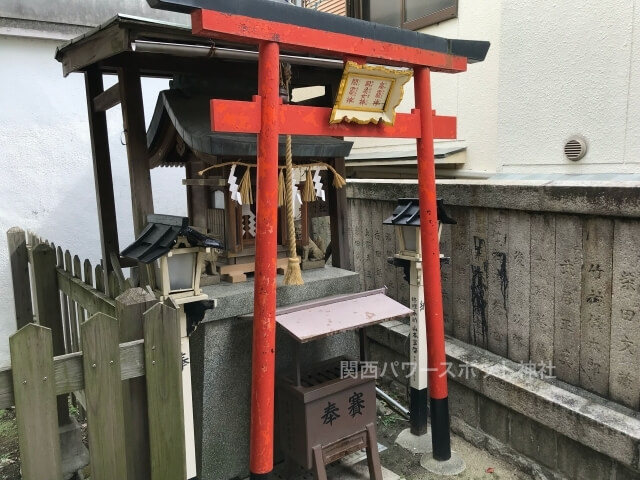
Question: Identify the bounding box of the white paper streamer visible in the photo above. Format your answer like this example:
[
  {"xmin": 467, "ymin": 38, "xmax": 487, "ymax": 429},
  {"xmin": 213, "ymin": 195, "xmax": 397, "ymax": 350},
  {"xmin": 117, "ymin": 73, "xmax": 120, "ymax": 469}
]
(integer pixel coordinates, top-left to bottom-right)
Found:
[
  {"xmin": 242, "ymin": 203, "xmax": 256, "ymax": 237},
  {"xmin": 228, "ymin": 164, "xmax": 242, "ymax": 205},
  {"xmin": 313, "ymin": 167, "xmax": 325, "ymax": 201},
  {"xmin": 292, "ymin": 169, "xmax": 301, "ymax": 207}
]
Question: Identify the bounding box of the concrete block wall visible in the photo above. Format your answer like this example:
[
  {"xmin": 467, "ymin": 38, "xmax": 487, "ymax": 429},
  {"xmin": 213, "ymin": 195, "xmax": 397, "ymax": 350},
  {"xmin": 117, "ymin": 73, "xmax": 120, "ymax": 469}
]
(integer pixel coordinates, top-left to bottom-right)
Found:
[
  {"xmin": 348, "ymin": 180, "xmax": 640, "ymax": 411},
  {"xmin": 448, "ymin": 380, "xmax": 640, "ymax": 480},
  {"xmin": 365, "ymin": 323, "xmax": 640, "ymax": 479}
]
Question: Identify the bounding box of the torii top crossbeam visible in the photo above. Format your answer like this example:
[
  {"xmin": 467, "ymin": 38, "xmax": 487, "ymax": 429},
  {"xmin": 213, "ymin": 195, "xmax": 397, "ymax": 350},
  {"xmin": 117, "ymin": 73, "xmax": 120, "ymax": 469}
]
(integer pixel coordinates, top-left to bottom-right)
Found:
[{"xmin": 147, "ymin": 1, "xmax": 489, "ymax": 478}]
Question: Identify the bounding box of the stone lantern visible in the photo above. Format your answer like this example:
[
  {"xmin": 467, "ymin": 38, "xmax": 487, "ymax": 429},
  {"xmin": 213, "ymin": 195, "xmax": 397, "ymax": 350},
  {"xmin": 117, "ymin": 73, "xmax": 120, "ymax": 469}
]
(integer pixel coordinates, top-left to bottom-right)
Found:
[{"xmin": 122, "ymin": 214, "xmax": 222, "ymax": 304}]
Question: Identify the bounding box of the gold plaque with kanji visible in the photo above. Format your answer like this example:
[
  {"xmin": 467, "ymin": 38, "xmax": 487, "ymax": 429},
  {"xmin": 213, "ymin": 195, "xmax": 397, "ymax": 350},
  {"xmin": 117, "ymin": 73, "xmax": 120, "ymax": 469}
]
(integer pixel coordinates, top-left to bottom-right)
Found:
[{"xmin": 330, "ymin": 61, "xmax": 413, "ymax": 125}]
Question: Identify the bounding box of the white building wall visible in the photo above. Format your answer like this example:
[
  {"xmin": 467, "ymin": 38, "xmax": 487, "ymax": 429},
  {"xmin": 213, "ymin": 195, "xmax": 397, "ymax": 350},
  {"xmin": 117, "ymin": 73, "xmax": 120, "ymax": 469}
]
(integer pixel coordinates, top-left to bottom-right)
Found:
[
  {"xmin": 347, "ymin": 0, "xmax": 503, "ymax": 175},
  {"xmin": 350, "ymin": 0, "xmax": 640, "ymax": 176},
  {"xmin": 628, "ymin": 2, "xmax": 640, "ymax": 166},
  {"xmin": 0, "ymin": 35, "xmax": 186, "ymax": 367},
  {"xmin": 497, "ymin": 0, "xmax": 638, "ymax": 174}
]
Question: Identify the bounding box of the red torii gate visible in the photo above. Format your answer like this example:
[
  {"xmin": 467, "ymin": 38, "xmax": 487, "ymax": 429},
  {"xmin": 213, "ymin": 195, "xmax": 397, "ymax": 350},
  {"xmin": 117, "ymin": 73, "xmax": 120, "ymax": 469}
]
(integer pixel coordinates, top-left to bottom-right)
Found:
[{"xmin": 149, "ymin": 1, "xmax": 489, "ymax": 477}]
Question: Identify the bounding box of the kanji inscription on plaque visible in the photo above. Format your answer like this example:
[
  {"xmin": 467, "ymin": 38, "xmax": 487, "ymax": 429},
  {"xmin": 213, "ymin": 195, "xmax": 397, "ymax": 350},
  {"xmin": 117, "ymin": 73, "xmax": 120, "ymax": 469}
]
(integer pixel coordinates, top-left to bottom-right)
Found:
[{"xmin": 331, "ymin": 61, "xmax": 412, "ymax": 125}]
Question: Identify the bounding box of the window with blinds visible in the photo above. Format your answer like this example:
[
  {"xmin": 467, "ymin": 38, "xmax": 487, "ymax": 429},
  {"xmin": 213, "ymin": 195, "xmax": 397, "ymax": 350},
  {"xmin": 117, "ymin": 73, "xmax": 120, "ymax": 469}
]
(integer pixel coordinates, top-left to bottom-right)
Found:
[{"xmin": 349, "ymin": 0, "xmax": 458, "ymax": 30}]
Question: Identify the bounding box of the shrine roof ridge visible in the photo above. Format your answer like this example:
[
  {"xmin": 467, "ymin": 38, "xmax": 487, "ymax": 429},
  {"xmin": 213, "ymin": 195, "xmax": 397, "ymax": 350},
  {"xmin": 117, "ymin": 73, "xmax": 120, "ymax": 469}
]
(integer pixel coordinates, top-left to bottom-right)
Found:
[
  {"xmin": 147, "ymin": 0, "xmax": 490, "ymax": 63},
  {"xmin": 148, "ymin": 90, "xmax": 354, "ymax": 159}
]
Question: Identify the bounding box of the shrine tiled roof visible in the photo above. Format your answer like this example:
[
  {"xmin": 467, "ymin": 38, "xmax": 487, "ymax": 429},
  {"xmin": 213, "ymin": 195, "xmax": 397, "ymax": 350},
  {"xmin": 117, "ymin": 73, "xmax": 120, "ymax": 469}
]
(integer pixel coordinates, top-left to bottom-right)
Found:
[{"xmin": 147, "ymin": 89, "xmax": 354, "ymax": 161}]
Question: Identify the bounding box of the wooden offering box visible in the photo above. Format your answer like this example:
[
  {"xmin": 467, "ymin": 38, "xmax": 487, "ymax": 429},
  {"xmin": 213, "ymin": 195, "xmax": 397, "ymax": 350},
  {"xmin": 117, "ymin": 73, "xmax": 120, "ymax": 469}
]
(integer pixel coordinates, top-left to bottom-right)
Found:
[
  {"xmin": 278, "ymin": 357, "xmax": 377, "ymax": 470},
  {"xmin": 275, "ymin": 288, "xmax": 412, "ymax": 478}
]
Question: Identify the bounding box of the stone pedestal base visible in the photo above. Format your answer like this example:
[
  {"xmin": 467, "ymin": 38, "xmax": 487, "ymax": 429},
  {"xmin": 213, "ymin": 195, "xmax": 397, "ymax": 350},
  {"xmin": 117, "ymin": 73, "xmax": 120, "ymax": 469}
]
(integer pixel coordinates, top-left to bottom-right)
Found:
[
  {"xmin": 189, "ymin": 267, "xmax": 361, "ymax": 480},
  {"xmin": 395, "ymin": 427, "xmax": 433, "ymax": 455},
  {"xmin": 420, "ymin": 452, "xmax": 466, "ymax": 476}
]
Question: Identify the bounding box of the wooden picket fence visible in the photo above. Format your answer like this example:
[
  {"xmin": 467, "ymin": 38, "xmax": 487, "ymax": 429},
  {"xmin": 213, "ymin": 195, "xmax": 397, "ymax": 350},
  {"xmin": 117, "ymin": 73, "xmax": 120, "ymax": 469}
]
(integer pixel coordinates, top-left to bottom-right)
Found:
[
  {"xmin": 8, "ymin": 228, "xmax": 124, "ymax": 420},
  {"xmin": 4, "ymin": 227, "xmax": 186, "ymax": 479}
]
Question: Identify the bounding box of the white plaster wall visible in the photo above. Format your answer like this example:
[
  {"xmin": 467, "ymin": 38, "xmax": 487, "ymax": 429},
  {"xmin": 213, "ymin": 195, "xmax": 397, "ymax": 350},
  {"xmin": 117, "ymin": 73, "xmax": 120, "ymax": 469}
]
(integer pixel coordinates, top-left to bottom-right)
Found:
[
  {"xmin": 0, "ymin": 35, "xmax": 186, "ymax": 367},
  {"xmin": 350, "ymin": 1, "xmax": 640, "ymax": 176},
  {"xmin": 0, "ymin": 0, "xmax": 187, "ymax": 28},
  {"xmin": 347, "ymin": 0, "xmax": 502, "ymax": 174},
  {"xmin": 624, "ymin": 1, "xmax": 639, "ymax": 167},
  {"xmin": 497, "ymin": 0, "xmax": 637, "ymax": 174}
]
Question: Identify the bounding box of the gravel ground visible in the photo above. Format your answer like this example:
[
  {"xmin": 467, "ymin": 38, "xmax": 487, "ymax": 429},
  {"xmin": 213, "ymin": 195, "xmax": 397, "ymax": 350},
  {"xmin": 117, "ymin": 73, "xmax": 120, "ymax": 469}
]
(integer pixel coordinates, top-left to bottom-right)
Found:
[
  {"xmin": 0, "ymin": 409, "xmax": 20, "ymax": 480},
  {"xmin": 375, "ymin": 402, "xmax": 531, "ymax": 480},
  {"xmin": 0, "ymin": 402, "xmax": 533, "ymax": 480}
]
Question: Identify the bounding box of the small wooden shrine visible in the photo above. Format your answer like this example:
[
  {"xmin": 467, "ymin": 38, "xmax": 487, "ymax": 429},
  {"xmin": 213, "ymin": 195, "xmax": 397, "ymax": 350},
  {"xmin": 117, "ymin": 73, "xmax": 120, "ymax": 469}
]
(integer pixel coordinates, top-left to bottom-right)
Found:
[
  {"xmin": 148, "ymin": 79, "xmax": 353, "ymax": 282},
  {"xmin": 55, "ymin": 14, "xmax": 353, "ymax": 290}
]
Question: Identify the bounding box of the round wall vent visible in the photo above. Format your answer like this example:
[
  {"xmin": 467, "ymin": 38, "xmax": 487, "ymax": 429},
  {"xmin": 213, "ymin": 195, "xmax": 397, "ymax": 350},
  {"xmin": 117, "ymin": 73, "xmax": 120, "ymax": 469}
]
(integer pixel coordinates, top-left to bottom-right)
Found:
[{"xmin": 564, "ymin": 136, "xmax": 587, "ymax": 161}]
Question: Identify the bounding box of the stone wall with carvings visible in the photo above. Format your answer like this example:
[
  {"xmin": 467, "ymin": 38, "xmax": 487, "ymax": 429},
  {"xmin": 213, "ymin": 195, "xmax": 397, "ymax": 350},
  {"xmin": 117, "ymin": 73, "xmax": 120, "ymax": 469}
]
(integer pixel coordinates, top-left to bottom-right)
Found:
[{"xmin": 347, "ymin": 180, "xmax": 640, "ymax": 410}]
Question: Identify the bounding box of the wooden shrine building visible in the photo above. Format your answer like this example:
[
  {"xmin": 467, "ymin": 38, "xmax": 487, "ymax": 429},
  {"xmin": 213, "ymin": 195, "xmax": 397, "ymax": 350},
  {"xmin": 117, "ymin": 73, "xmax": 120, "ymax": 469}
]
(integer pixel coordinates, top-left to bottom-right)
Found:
[{"xmin": 55, "ymin": 14, "xmax": 353, "ymax": 290}]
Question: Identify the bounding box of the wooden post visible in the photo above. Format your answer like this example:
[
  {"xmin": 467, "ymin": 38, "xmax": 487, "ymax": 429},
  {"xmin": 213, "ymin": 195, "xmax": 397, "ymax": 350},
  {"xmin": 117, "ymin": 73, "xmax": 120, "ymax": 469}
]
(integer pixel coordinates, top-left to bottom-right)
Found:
[
  {"xmin": 7, "ymin": 227, "xmax": 33, "ymax": 329},
  {"xmin": 118, "ymin": 66, "xmax": 155, "ymax": 237},
  {"xmin": 144, "ymin": 303, "xmax": 187, "ymax": 480},
  {"xmin": 10, "ymin": 324, "xmax": 63, "ymax": 480},
  {"xmin": 31, "ymin": 244, "xmax": 70, "ymax": 426},
  {"xmin": 74, "ymin": 255, "xmax": 87, "ymax": 325},
  {"xmin": 64, "ymin": 251, "xmax": 80, "ymax": 353},
  {"xmin": 81, "ymin": 313, "xmax": 128, "ymax": 480},
  {"xmin": 85, "ymin": 67, "xmax": 120, "ymax": 294},
  {"xmin": 116, "ymin": 288, "xmax": 158, "ymax": 480},
  {"xmin": 57, "ymin": 247, "xmax": 73, "ymax": 362},
  {"xmin": 95, "ymin": 264, "xmax": 105, "ymax": 294},
  {"xmin": 187, "ymin": 160, "xmax": 208, "ymax": 230},
  {"xmin": 328, "ymin": 157, "xmax": 350, "ymax": 268}
]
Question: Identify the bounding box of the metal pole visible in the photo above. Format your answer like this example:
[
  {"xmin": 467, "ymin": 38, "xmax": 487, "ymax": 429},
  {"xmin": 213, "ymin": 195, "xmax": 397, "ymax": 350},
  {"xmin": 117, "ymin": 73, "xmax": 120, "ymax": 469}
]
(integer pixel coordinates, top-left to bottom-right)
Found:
[
  {"xmin": 414, "ymin": 66, "xmax": 451, "ymax": 461},
  {"xmin": 132, "ymin": 40, "xmax": 343, "ymax": 69},
  {"xmin": 250, "ymin": 40, "xmax": 280, "ymax": 480},
  {"xmin": 375, "ymin": 387, "xmax": 409, "ymax": 418}
]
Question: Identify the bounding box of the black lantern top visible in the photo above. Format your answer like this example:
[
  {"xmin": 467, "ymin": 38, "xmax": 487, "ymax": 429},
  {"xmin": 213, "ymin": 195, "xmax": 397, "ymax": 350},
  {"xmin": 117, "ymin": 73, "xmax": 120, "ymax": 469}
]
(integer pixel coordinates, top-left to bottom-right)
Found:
[
  {"xmin": 121, "ymin": 214, "xmax": 222, "ymax": 264},
  {"xmin": 383, "ymin": 198, "xmax": 457, "ymax": 227}
]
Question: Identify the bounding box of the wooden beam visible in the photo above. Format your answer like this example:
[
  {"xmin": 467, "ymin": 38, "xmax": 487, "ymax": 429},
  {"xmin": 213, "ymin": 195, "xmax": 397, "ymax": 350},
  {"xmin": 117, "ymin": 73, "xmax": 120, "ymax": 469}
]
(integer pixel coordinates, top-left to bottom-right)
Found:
[
  {"xmin": 186, "ymin": 160, "xmax": 208, "ymax": 230},
  {"xmin": 85, "ymin": 67, "xmax": 120, "ymax": 290},
  {"xmin": 61, "ymin": 25, "xmax": 128, "ymax": 77},
  {"xmin": 0, "ymin": 339, "xmax": 145, "ymax": 409},
  {"xmin": 118, "ymin": 67, "xmax": 155, "ymax": 237},
  {"xmin": 92, "ymin": 82, "xmax": 121, "ymax": 112},
  {"xmin": 210, "ymin": 98, "xmax": 457, "ymax": 139},
  {"xmin": 56, "ymin": 268, "xmax": 116, "ymax": 318},
  {"xmin": 328, "ymin": 157, "xmax": 350, "ymax": 268},
  {"xmin": 182, "ymin": 178, "xmax": 226, "ymax": 187},
  {"xmin": 101, "ymin": 51, "xmax": 339, "ymax": 90},
  {"xmin": 193, "ymin": 9, "xmax": 467, "ymax": 72}
]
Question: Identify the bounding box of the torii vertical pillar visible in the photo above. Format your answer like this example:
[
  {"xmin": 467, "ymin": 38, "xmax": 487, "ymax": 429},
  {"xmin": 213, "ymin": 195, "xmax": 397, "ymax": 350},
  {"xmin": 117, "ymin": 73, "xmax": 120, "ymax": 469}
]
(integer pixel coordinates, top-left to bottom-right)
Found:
[
  {"xmin": 415, "ymin": 66, "xmax": 451, "ymax": 461},
  {"xmin": 250, "ymin": 41, "xmax": 280, "ymax": 480}
]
